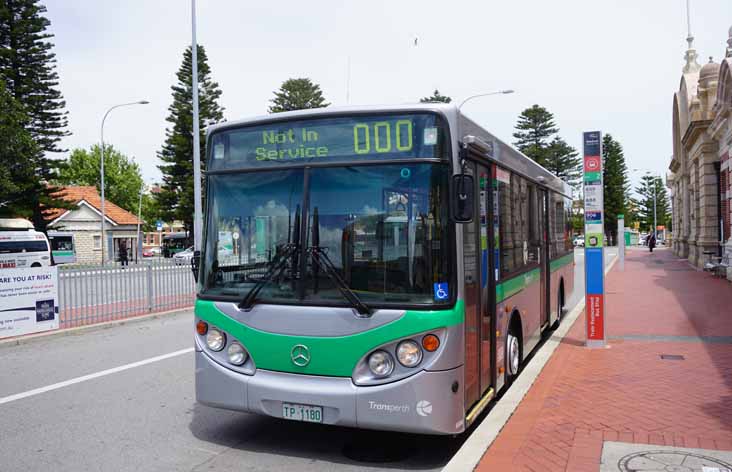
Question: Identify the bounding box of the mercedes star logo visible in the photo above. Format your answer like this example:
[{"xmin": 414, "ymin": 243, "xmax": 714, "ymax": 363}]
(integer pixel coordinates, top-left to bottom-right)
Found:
[{"xmin": 290, "ymin": 344, "xmax": 311, "ymax": 367}]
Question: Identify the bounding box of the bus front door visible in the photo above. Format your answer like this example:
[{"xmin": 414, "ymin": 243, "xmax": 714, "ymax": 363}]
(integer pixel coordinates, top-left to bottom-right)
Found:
[{"xmin": 463, "ymin": 161, "xmax": 494, "ymax": 411}]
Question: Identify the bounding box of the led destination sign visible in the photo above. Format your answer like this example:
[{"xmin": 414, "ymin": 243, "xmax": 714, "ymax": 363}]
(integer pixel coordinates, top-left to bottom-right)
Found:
[{"xmin": 208, "ymin": 113, "xmax": 446, "ymax": 170}]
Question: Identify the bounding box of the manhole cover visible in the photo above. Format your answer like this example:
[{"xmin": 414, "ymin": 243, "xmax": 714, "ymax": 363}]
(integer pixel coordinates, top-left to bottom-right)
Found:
[{"xmin": 618, "ymin": 450, "xmax": 732, "ymax": 471}]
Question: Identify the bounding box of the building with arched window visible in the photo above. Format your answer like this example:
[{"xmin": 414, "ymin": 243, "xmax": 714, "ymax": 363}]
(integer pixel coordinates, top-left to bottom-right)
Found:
[{"xmin": 669, "ymin": 26, "xmax": 732, "ymax": 280}]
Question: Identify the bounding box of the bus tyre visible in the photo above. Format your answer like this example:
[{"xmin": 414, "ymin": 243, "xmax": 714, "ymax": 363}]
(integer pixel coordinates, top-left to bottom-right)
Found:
[
  {"xmin": 505, "ymin": 326, "xmax": 521, "ymax": 384},
  {"xmin": 31, "ymin": 262, "xmax": 41, "ymax": 268}
]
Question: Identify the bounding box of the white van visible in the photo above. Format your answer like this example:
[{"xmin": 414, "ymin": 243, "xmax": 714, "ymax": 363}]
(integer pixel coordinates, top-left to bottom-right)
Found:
[{"xmin": 0, "ymin": 219, "xmax": 52, "ymax": 269}]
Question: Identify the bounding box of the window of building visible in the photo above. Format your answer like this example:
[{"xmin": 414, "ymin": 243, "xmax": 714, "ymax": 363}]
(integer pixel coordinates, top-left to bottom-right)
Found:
[{"xmin": 93, "ymin": 235, "xmax": 101, "ymax": 250}]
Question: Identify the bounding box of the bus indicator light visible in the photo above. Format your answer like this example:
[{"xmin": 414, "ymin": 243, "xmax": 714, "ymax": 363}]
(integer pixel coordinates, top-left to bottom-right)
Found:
[
  {"xmin": 196, "ymin": 320, "xmax": 208, "ymax": 335},
  {"xmin": 422, "ymin": 334, "xmax": 440, "ymax": 352}
]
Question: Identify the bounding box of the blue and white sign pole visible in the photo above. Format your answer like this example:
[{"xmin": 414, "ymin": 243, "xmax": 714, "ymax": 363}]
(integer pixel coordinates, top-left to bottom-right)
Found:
[{"xmin": 583, "ymin": 131, "xmax": 606, "ymax": 348}]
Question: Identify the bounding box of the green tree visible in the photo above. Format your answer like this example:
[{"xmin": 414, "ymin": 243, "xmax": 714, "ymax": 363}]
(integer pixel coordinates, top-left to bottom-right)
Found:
[
  {"xmin": 0, "ymin": 78, "xmax": 38, "ymax": 218},
  {"xmin": 269, "ymin": 78, "xmax": 329, "ymax": 113},
  {"xmin": 157, "ymin": 45, "xmax": 225, "ymax": 234},
  {"xmin": 140, "ymin": 191, "xmax": 160, "ymax": 232},
  {"xmin": 0, "ymin": 0, "xmax": 70, "ymax": 229},
  {"xmin": 0, "ymin": 0, "xmax": 69, "ymax": 151},
  {"xmin": 420, "ymin": 90, "xmax": 451, "ymax": 103},
  {"xmin": 545, "ymin": 136, "xmax": 581, "ymax": 187},
  {"xmin": 602, "ymin": 134, "xmax": 630, "ymax": 245},
  {"xmin": 512, "ymin": 105, "xmax": 558, "ymax": 167},
  {"xmin": 635, "ymin": 175, "xmax": 670, "ymax": 233},
  {"xmin": 55, "ymin": 144, "xmax": 144, "ymax": 213}
]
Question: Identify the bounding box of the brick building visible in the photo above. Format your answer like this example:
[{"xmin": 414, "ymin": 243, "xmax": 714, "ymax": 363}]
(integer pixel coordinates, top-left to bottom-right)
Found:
[
  {"xmin": 45, "ymin": 186, "xmax": 142, "ymax": 264},
  {"xmin": 669, "ymin": 26, "xmax": 732, "ymax": 280}
]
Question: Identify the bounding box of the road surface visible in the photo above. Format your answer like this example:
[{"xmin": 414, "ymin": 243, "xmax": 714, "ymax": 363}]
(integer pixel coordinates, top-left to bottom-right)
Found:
[{"xmin": 0, "ymin": 249, "xmax": 613, "ymax": 471}]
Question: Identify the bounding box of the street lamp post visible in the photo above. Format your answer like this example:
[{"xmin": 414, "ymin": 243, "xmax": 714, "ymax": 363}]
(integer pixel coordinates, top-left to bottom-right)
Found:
[
  {"xmin": 458, "ymin": 90, "xmax": 515, "ymax": 110},
  {"xmin": 136, "ymin": 180, "xmax": 144, "ymax": 263},
  {"xmin": 100, "ymin": 100, "xmax": 149, "ymax": 264}
]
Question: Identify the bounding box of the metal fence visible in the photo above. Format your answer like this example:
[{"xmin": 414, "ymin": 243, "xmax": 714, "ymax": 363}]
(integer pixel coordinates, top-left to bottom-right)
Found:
[{"xmin": 58, "ymin": 258, "xmax": 196, "ymax": 329}]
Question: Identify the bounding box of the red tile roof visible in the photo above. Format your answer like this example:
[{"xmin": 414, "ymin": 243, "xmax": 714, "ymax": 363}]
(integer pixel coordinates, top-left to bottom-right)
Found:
[{"xmin": 46, "ymin": 186, "xmax": 141, "ymax": 225}]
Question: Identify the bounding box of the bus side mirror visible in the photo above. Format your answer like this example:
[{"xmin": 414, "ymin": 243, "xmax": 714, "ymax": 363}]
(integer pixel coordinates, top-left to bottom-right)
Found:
[
  {"xmin": 191, "ymin": 250, "xmax": 200, "ymax": 283},
  {"xmin": 452, "ymin": 174, "xmax": 474, "ymax": 223}
]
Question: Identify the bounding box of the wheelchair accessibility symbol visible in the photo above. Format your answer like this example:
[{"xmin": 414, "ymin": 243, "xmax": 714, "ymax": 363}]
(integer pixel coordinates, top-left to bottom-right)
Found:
[{"xmin": 433, "ymin": 283, "xmax": 449, "ymax": 301}]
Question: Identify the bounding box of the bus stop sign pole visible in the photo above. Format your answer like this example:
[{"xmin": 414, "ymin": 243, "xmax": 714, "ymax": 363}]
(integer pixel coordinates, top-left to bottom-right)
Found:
[{"xmin": 583, "ymin": 131, "xmax": 606, "ymax": 348}]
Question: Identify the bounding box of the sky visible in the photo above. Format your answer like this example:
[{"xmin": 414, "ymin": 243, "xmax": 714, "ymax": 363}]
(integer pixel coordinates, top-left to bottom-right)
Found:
[{"xmin": 43, "ymin": 0, "xmax": 732, "ymax": 194}]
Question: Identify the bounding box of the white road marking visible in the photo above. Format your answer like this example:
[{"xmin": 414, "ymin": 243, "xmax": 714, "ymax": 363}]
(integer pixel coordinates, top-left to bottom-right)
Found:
[{"xmin": 0, "ymin": 347, "xmax": 194, "ymax": 406}]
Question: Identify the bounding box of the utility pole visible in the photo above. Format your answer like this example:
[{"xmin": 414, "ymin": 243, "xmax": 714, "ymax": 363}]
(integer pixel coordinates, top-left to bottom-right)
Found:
[{"xmin": 191, "ymin": 0, "xmax": 202, "ymax": 251}]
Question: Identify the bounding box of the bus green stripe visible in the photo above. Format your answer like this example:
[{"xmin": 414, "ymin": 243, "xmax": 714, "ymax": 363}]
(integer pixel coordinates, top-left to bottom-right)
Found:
[
  {"xmin": 549, "ymin": 253, "xmax": 573, "ymax": 272},
  {"xmin": 496, "ymin": 268, "xmax": 540, "ymax": 303},
  {"xmin": 195, "ymin": 299, "xmax": 464, "ymax": 377}
]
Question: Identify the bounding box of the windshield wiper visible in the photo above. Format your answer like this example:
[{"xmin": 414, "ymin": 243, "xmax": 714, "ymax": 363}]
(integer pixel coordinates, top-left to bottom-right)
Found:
[
  {"xmin": 308, "ymin": 207, "xmax": 371, "ymax": 316},
  {"xmin": 238, "ymin": 243, "xmax": 298, "ymax": 310},
  {"xmin": 239, "ymin": 205, "xmax": 302, "ymax": 310}
]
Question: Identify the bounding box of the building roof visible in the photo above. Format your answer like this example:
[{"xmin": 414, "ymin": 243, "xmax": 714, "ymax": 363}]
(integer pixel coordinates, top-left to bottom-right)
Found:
[{"xmin": 46, "ymin": 186, "xmax": 141, "ymax": 226}]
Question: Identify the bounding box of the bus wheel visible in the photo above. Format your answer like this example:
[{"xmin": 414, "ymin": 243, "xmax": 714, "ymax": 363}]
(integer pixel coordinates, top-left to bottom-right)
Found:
[
  {"xmin": 31, "ymin": 263, "xmax": 41, "ymax": 268},
  {"xmin": 506, "ymin": 324, "xmax": 522, "ymax": 384}
]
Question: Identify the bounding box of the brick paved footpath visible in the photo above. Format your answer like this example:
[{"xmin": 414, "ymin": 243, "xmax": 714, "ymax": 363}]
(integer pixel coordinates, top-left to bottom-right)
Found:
[{"xmin": 477, "ymin": 247, "xmax": 732, "ymax": 472}]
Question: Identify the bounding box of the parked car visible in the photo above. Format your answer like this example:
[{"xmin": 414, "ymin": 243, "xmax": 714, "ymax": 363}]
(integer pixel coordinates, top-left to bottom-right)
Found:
[
  {"xmin": 573, "ymin": 235, "xmax": 585, "ymax": 247},
  {"xmin": 142, "ymin": 249, "xmax": 154, "ymax": 258},
  {"xmin": 173, "ymin": 246, "xmax": 194, "ymax": 265},
  {"xmin": 150, "ymin": 246, "xmax": 161, "ymax": 256}
]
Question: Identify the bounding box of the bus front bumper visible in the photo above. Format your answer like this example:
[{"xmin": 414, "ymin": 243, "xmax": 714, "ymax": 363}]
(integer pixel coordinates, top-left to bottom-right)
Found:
[{"xmin": 195, "ymin": 350, "xmax": 465, "ymax": 435}]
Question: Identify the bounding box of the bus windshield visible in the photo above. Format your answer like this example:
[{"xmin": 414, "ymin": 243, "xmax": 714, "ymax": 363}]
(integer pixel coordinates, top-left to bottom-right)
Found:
[{"xmin": 200, "ymin": 163, "xmax": 451, "ymax": 306}]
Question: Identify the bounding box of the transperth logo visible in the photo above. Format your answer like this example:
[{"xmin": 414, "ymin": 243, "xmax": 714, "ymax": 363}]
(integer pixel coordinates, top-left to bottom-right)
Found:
[
  {"xmin": 368, "ymin": 401, "xmax": 409, "ymax": 413},
  {"xmin": 416, "ymin": 400, "xmax": 433, "ymax": 417}
]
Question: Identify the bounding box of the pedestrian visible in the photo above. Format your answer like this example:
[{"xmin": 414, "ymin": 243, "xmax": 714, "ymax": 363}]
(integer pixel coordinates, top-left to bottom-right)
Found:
[
  {"xmin": 648, "ymin": 233, "xmax": 656, "ymax": 253},
  {"xmin": 119, "ymin": 242, "xmax": 129, "ymax": 267}
]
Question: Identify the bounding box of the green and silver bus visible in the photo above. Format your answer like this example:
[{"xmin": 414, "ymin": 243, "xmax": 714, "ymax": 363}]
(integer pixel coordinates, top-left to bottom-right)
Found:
[
  {"xmin": 194, "ymin": 104, "xmax": 574, "ymax": 435},
  {"xmin": 47, "ymin": 231, "xmax": 76, "ymax": 264}
]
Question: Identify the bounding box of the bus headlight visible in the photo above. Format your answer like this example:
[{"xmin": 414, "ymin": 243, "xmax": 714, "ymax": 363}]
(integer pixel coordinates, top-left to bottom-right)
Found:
[
  {"xmin": 206, "ymin": 328, "xmax": 226, "ymax": 351},
  {"xmin": 227, "ymin": 342, "xmax": 248, "ymax": 365},
  {"xmin": 396, "ymin": 340, "xmax": 423, "ymax": 367},
  {"xmin": 368, "ymin": 350, "xmax": 394, "ymax": 377}
]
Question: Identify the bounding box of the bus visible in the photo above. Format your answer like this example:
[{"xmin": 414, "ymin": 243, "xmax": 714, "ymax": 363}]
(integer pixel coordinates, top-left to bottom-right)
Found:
[
  {"xmin": 193, "ymin": 104, "xmax": 574, "ymax": 435},
  {"xmin": 47, "ymin": 231, "xmax": 76, "ymax": 264},
  {"xmin": 162, "ymin": 232, "xmax": 189, "ymax": 258},
  {"xmin": 0, "ymin": 219, "xmax": 52, "ymax": 269}
]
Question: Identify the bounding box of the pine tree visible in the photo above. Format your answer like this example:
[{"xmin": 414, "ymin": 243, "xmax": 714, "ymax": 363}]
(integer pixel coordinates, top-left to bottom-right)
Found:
[
  {"xmin": 512, "ymin": 105, "xmax": 558, "ymax": 167},
  {"xmin": 0, "ymin": 0, "xmax": 70, "ymax": 229},
  {"xmin": 635, "ymin": 175, "xmax": 670, "ymax": 233},
  {"xmin": 420, "ymin": 90, "xmax": 451, "ymax": 103},
  {"xmin": 56, "ymin": 145, "xmax": 144, "ymax": 213},
  {"xmin": 157, "ymin": 45, "xmax": 225, "ymax": 234},
  {"xmin": 545, "ymin": 137, "xmax": 581, "ymax": 187},
  {"xmin": 602, "ymin": 134, "xmax": 630, "ymax": 245},
  {"xmin": 0, "ymin": 78, "xmax": 37, "ymax": 218},
  {"xmin": 269, "ymin": 78, "xmax": 329, "ymax": 113},
  {"xmin": 0, "ymin": 0, "xmax": 68, "ymax": 151}
]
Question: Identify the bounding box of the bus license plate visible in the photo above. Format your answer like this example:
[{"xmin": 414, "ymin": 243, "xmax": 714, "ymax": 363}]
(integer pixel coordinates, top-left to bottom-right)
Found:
[{"xmin": 282, "ymin": 403, "xmax": 323, "ymax": 423}]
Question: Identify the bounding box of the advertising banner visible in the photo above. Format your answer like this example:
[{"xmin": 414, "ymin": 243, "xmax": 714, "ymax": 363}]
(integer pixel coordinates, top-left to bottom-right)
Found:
[
  {"xmin": 0, "ymin": 267, "xmax": 59, "ymax": 339},
  {"xmin": 583, "ymin": 131, "xmax": 605, "ymax": 347}
]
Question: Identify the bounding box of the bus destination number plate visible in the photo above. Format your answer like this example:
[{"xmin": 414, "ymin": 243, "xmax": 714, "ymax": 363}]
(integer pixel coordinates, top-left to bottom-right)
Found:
[{"xmin": 282, "ymin": 403, "xmax": 323, "ymax": 423}]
